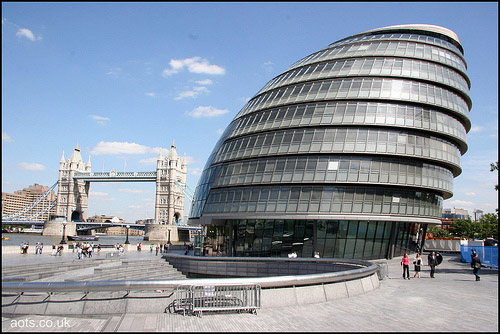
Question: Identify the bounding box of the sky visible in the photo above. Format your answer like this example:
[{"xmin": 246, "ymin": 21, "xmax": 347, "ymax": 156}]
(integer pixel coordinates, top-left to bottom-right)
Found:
[{"xmin": 2, "ymin": 2, "xmax": 498, "ymax": 223}]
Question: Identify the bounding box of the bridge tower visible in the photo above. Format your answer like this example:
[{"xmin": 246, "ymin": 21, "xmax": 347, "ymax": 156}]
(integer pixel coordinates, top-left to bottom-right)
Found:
[
  {"xmin": 56, "ymin": 145, "xmax": 91, "ymax": 222},
  {"xmin": 154, "ymin": 140, "xmax": 187, "ymax": 225}
]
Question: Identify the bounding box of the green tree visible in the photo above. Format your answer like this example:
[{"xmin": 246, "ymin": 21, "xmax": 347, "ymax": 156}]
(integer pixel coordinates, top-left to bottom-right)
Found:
[
  {"xmin": 478, "ymin": 213, "xmax": 498, "ymax": 239},
  {"xmin": 491, "ymin": 161, "xmax": 498, "ymax": 191},
  {"xmin": 448, "ymin": 218, "xmax": 480, "ymax": 239},
  {"xmin": 428, "ymin": 225, "xmax": 451, "ymax": 238}
]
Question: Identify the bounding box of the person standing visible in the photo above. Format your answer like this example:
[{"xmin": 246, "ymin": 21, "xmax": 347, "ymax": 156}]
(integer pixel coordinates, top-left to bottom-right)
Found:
[
  {"xmin": 471, "ymin": 251, "xmax": 481, "ymax": 281},
  {"xmin": 39, "ymin": 243, "xmax": 43, "ymax": 255},
  {"xmin": 413, "ymin": 253, "xmax": 422, "ymax": 278},
  {"xmin": 428, "ymin": 251, "xmax": 438, "ymax": 278},
  {"xmin": 401, "ymin": 253, "xmax": 410, "ymax": 279}
]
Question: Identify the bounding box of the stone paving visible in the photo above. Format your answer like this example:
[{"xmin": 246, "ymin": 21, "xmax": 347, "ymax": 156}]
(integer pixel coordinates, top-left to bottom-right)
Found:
[{"xmin": 2, "ymin": 251, "xmax": 498, "ymax": 332}]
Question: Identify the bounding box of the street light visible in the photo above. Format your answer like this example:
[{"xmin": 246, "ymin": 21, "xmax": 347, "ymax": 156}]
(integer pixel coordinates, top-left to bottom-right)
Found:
[
  {"xmin": 125, "ymin": 225, "xmax": 130, "ymax": 244},
  {"xmin": 167, "ymin": 227, "xmax": 172, "ymax": 245},
  {"xmin": 60, "ymin": 222, "xmax": 67, "ymax": 244}
]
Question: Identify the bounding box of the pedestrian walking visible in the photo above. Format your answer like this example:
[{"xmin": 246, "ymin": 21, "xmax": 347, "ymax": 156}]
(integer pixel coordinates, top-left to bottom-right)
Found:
[
  {"xmin": 35, "ymin": 242, "xmax": 40, "ymax": 255},
  {"xmin": 97, "ymin": 244, "xmax": 101, "ymax": 256},
  {"xmin": 39, "ymin": 243, "xmax": 43, "ymax": 255},
  {"xmin": 471, "ymin": 250, "xmax": 482, "ymax": 281},
  {"xmin": 428, "ymin": 251, "xmax": 438, "ymax": 278},
  {"xmin": 401, "ymin": 253, "xmax": 410, "ymax": 279},
  {"xmin": 51, "ymin": 244, "xmax": 56, "ymax": 256},
  {"xmin": 156, "ymin": 244, "xmax": 159, "ymax": 256},
  {"xmin": 413, "ymin": 253, "xmax": 422, "ymax": 278},
  {"xmin": 77, "ymin": 246, "xmax": 82, "ymax": 259},
  {"xmin": 72, "ymin": 242, "xmax": 76, "ymax": 253}
]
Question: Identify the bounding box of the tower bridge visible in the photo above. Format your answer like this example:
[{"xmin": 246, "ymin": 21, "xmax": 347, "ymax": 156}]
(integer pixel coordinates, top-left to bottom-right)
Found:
[{"xmin": 2, "ymin": 141, "xmax": 194, "ymax": 242}]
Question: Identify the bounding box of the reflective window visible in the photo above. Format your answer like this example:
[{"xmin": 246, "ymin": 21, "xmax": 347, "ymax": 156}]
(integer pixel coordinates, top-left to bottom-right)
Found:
[
  {"xmin": 259, "ymin": 57, "xmax": 469, "ymax": 99},
  {"xmin": 238, "ymin": 78, "xmax": 470, "ymax": 124},
  {"xmin": 214, "ymin": 127, "xmax": 462, "ymax": 170},
  {"xmin": 229, "ymin": 102, "xmax": 467, "ymax": 148},
  {"xmin": 205, "ymin": 185, "xmax": 443, "ymax": 218}
]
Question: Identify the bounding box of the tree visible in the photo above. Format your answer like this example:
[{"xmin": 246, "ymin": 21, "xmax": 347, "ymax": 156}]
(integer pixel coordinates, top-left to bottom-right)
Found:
[
  {"xmin": 478, "ymin": 213, "xmax": 498, "ymax": 239},
  {"xmin": 428, "ymin": 225, "xmax": 451, "ymax": 238},
  {"xmin": 448, "ymin": 218, "xmax": 479, "ymax": 239},
  {"xmin": 491, "ymin": 161, "xmax": 498, "ymax": 191}
]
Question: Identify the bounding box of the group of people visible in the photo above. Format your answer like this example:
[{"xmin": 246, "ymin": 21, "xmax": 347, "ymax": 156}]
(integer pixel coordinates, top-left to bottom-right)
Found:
[
  {"xmin": 144, "ymin": 242, "xmax": 172, "ymax": 255},
  {"xmin": 402, "ymin": 250, "xmax": 482, "ymax": 281},
  {"xmin": 401, "ymin": 252, "xmax": 437, "ymax": 279},
  {"xmin": 51, "ymin": 243, "xmax": 64, "ymax": 256},
  {"xmin": 19, "ymin": 242, "xmax": 30, "ymax": 254},
  {"xmin": 73, "ymin": 242, "xmax": 101, "ymax": 259}
]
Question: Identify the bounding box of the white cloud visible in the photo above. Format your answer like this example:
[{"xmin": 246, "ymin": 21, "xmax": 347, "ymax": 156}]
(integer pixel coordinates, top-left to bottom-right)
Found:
[
  {"xmin": 189, "ymin": 167, "xmax": 202, "ymax": 176},
  {"xmin": 128, "ymin": 205, "xmax": 143, "ymax": 209},
  {"xmin": 448, "ymin": 199, "xmax": 474, "ymax": 207},
  {"xmin": 465, "ymin": 192, "xmax": 476, "ymax": 197},
  {"xmin": 175, "ymin": 86, "xmax": 210, "ymax": 100},
  {"xmin": 262, "ymin": 61, "xmax": 274, "ymax": 72},
  {"xmin": 90, "ymin": 141, "xmax": 153, "ymax": 155},
  {"xmin": 118, "ymin": 188, "xmax": 149, "ymax": 194},
  {"xmin": 469, "ymin": 125, "xmax": 484, "ymax": 133},
  {"xmin": 145, "ymin": 92, "xmax": 156, "ymax": 97},
  {"xmin": 138, "ymin": 157, "xmax": 158, "ymax": 165},
  {"xmin": 162, "ymin": 57, "xmax": 225, "ymax": 76},
  {"xmin": 105, "ymin": 68, "xmax": 123, "ymax": 76},
  {"xmin": 195, "ymin": 79, "xmax": 213, "ymax": 85},
  {"xmin": 186, "ymin": 106, "xmax": 229, "ymax": 118},
  {"xmin": 89, "ymin": 114, "xmax": 110, "ymax": 125},
  {"xmin": 216, "ymin": 128, "xmax": 224, "ymax": 135},
  {"xmin": 89, "ymin": 191, "xmax": 109, "ymax": 197},
  {"xmin": 17, "ymin": 162, "xmax": 46, "ymax": 171},
  {"xmin": 16, "ymin": 28, "xmax": 35, "ymax": 41},
  {"xmin": 2, "ymin": 132, "xmax": 13, "ymax": 142}
]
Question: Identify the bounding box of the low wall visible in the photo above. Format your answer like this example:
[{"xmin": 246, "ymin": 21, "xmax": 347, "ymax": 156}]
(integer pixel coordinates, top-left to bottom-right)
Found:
[
  {"xmin": 2, "ymin": 272, "xmax": 379, "ymax": 316},
  {"xmin": 424, "ymin": 239, "xmax": 461, "ymax": 252}
]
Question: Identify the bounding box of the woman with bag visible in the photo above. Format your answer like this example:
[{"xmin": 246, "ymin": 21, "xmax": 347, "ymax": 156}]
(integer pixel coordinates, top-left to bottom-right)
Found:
[{"xmin": 413, "ymin": 253, "xmax": 423, "ymax": 278}]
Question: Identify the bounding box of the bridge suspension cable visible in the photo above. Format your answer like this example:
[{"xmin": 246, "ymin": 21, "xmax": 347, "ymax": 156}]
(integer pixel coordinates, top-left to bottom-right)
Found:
[
  {"xmin": 174, "ymin": 180, "xmax": 194, "ymax": 202},
  {"xmin": 2, "ymin": 182, "xmax": 58, "ymax": 222}
]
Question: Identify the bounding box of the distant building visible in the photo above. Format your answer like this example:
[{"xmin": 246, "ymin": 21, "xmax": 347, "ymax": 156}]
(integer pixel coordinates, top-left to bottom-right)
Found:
[
  {"xmin": 2, "ymin": 183, "xmax": 57, "ymax": 221},
  {"xmin": 441, "ymin": 208, "xmax": 469, "ymax": 230},
  {"xmin": 87, "ymin": 215, "xmax": 144, "ymax": 236},
  {"xmin": 473, "ymin": 209, "xmax": 483, "ymax": 221},
  {"xmin": 135, "ymin": 218, "xmax": 155, "ymax": 224}
]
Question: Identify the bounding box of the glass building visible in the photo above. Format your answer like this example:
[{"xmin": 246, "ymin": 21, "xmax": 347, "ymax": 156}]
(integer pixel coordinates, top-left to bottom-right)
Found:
[{"xmin": 189, "ymin": 24, "xmax": 471, "ymax": 260}]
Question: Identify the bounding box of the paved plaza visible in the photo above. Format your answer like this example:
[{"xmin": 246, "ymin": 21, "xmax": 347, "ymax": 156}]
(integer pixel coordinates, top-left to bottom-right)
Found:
[{"xmin": 2, "ymin": 250, "xmax": 498, "ymax": 332}]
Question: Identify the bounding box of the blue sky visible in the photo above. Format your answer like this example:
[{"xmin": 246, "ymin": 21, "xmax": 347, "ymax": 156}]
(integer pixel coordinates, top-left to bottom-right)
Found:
[{"xmin": 2, "ymin": 2, "xmax": 498, "ymax": 222}]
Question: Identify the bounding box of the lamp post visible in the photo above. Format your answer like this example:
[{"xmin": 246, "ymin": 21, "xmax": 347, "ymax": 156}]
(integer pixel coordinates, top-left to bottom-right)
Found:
[
  {"xmin": 60, "ymin": 222, "xmax": 67, "ymax": 244},
  {"xmin": 167, "ymin": 227, "xmax": 172, "ymax": 245},
  {"xmin": 125, "ymin": 225, "xmax": 130, "ymax": 244}
]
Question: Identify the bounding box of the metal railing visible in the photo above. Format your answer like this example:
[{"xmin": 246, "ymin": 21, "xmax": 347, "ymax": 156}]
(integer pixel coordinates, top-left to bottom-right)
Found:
[{"xmin": 166, "ymin": 284, "xmax": 261, "ymax": 316}]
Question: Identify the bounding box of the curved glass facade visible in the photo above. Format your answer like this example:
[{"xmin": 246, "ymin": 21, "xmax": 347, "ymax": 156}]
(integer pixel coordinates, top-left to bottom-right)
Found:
[{"xmin": 189, "ymin": 25, "xmax": 471, "ymax": 260}]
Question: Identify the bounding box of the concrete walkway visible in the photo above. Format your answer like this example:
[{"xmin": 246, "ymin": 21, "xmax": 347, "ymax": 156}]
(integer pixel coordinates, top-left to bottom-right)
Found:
[{"xmin": 2, "ymin": 252, "xmax": 498, "ymax": 332}]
